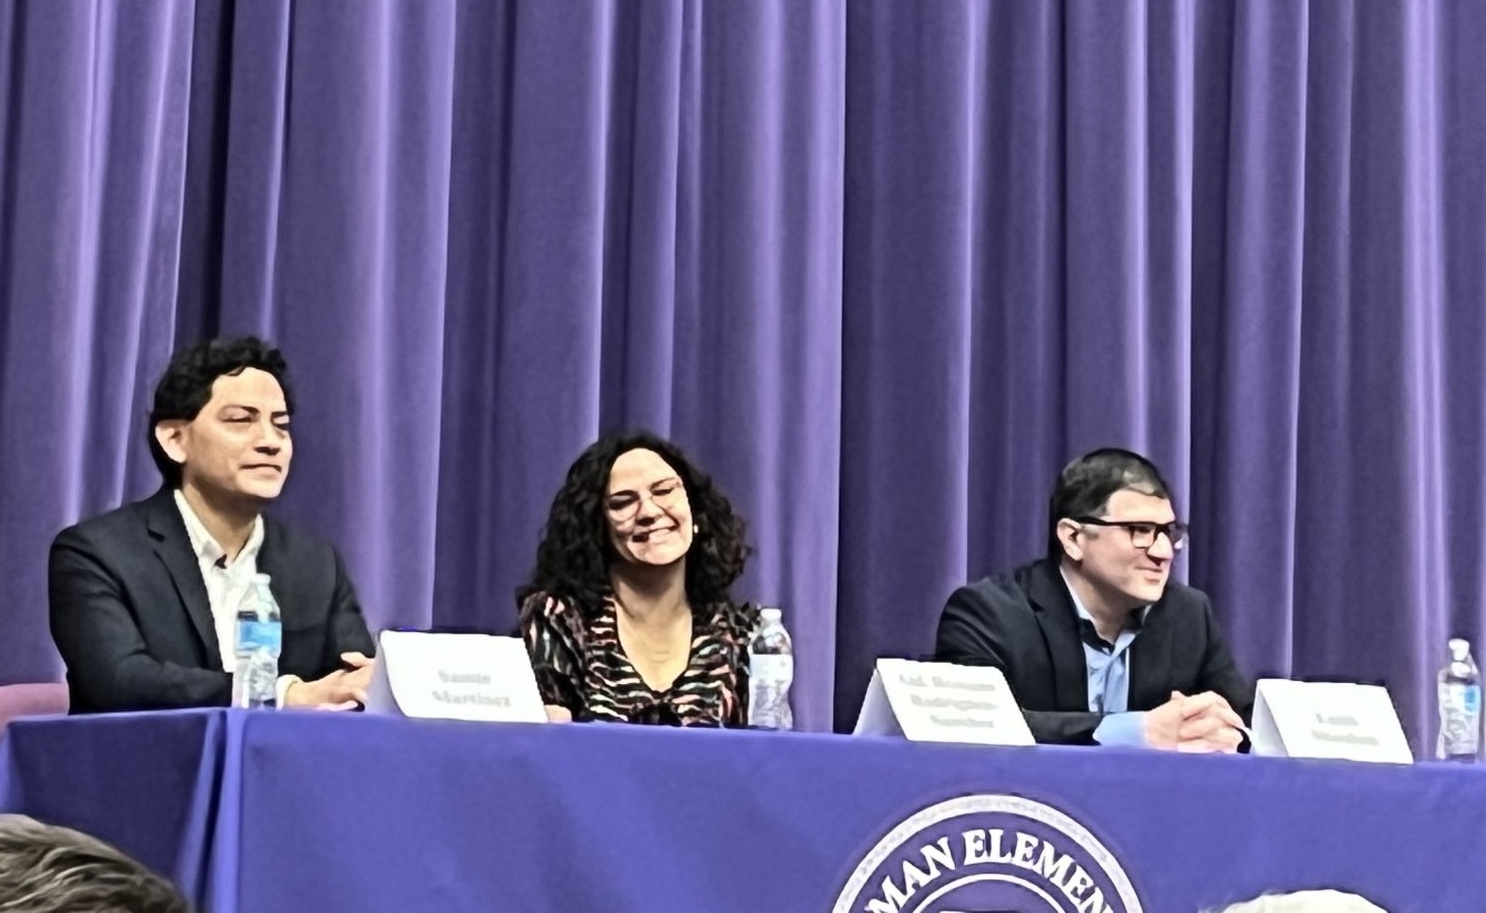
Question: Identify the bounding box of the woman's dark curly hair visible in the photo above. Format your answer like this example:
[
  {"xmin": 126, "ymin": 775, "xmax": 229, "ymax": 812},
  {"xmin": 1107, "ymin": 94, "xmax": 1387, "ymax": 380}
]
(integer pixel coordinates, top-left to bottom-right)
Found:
[{"xmin": 517, "ymin": 430, "xmax": 751, "ymax": 618}]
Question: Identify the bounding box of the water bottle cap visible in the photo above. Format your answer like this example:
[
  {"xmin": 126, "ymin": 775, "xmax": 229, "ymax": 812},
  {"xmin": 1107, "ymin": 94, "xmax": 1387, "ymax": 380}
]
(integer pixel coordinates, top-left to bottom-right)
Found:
[
  {"xmin": 760, "ymin": 607, "xmax": 782, "ymax": 622},
  {"xmin": 1449, "ymin": 637, "xmax": 1473, "ymax": 656}
]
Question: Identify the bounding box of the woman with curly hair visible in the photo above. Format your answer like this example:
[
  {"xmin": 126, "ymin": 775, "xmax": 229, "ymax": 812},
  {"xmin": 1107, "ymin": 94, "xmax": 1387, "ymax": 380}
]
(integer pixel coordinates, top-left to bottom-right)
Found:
[{"xmin": 517, "ymin": 430, "xmax": 758, "ymax": 726}]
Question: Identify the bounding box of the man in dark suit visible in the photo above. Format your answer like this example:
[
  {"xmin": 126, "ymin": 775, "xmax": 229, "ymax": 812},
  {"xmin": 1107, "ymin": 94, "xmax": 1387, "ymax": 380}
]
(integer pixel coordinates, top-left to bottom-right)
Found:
[
  {"xmin": 49, "ymin": 337, "xmax": 376, "ymax": 712},
  {"xmin": 935, "ymin": 448, "xmax": 1251, "ymax": 749}
]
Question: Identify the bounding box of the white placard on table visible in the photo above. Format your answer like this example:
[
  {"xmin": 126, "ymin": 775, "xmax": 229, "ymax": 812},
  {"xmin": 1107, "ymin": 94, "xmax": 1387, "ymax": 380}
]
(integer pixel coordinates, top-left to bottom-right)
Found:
[
  {"xmin": 1249, "ymin": 678, "xmax": 1412, "ymax": 764},
  {"xmin": 364, "ymin": 630, "xmax": 547, "ymax": 724},
  {"xmin": 852, "ymin": 658, "xmax": 1035, "ymax": 746}
]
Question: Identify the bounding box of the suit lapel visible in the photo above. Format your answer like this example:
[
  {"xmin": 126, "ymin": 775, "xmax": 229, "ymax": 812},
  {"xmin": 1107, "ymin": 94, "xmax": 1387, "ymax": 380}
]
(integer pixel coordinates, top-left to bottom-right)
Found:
[
  {"xmin": 1129, "ymin": 600, "xmax": 1174, "ymax": 711},
  {"xmin": 1026, "ymin": 561, "xmax": 1091, "ymax": 712},
  {"xmin": 145, "ymin": 489, "xmax": 222, "ymax": 667},
  {"xmin": 255, "ymin": 519, "xmax": 287, "ymax": 613}
]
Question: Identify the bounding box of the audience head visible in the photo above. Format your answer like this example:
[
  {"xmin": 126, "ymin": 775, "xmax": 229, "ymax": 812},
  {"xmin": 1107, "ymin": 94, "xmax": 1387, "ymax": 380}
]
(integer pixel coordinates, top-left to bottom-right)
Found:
[
  {"xmin": 1206, "ymin": 890, "xmax": 1388, "ymax": 913},
  {"xmin": 0, "ymin": 814, "xmax": 190, "ymax": 912},
  {"xmin": 1048, "ymin": 448, "xmax": 1183, "ymax": 608},
  {"xmin": 148, "ymin": 336, "xmax": 294, "ymax": 504},
  {"xmin": 520, "ymin": 430, "xmax": 749, "ymax": 614}
]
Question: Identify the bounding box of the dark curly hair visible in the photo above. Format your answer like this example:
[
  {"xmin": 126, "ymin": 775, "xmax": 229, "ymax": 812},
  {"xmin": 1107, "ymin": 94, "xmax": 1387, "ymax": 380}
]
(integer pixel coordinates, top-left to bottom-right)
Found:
[
  {"xmin": 517, "ymin": 430, "xmax": 751, "ymax": 618},
  {"xmin": 147, "ymin": 336, "xmax": 294, "ymax": 488}
]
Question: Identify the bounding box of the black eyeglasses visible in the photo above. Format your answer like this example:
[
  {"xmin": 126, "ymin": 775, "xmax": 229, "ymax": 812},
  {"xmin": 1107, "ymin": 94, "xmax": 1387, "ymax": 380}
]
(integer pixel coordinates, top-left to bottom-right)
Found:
[
  {"xmin": 1073, "ymin": 517, "xmax": 1188, "ymax": 551},
  {"xmin": 606, "ymin": 477, "xmax": 685, "ymax": 521}
]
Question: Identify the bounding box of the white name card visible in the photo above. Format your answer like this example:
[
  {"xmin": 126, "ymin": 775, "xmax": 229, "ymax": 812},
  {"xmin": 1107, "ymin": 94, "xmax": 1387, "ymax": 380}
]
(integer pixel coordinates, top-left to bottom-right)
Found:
[
  {"xmin": 364, "ymin": 630, "xmax": 547, "ymax": 724},
  {"xmin": 853, "ymin": 659, "xmax": 1035, "ymax": 746},
  {"xmin": 1250, "ymin": 678, "xmax": 1412, "ymax": 764}
]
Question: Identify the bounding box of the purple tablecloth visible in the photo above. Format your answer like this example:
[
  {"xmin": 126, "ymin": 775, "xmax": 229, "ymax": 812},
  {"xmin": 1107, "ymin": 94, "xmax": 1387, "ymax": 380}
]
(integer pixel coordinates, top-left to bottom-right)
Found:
[{"xmin": 2, "ymin": 709, "xmax": 1482, "ymax": 912}]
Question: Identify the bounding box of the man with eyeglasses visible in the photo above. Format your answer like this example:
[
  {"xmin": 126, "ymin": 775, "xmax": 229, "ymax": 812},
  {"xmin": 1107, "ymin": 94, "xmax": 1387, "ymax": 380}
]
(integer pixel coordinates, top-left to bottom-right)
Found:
[{"xmin": 934, "ymin": 448, "xmax": 1252, "ymax": 749}]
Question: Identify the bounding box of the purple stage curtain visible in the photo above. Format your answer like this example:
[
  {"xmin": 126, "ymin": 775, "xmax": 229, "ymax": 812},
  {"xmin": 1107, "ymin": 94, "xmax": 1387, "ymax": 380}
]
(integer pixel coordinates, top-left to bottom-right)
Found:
[{"xmin": 2, "ymin": 0, "xmax": 1483, "ymax": 749}]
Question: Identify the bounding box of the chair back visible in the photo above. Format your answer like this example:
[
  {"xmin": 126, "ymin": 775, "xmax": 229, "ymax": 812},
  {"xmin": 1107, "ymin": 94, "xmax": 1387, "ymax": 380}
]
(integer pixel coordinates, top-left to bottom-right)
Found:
[{"xmin": 0, "ymin": 683, "xmax": 69, "ymax": 735}]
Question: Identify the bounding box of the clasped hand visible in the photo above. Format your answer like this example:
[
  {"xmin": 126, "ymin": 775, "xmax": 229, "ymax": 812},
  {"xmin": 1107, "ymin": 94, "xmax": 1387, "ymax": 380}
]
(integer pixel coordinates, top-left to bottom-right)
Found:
[
  {"xmin": 283, "ymin": 652, "xmax": 375, "ymax": 711},
  {"xmin": 1144, "ymin": 690, "xmax": 1245, "ymax": 753}
]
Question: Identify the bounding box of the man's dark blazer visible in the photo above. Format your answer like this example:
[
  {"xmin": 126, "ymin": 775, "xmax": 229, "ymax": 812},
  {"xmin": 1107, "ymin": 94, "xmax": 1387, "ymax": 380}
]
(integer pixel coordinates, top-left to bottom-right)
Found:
[
  {"xmin": 49, "ymin": 487, "xmax": 376, "ymax": 713},
  {"xmin": 934, "ymin": 557, "xmax": 1253, "ymax": 745}
]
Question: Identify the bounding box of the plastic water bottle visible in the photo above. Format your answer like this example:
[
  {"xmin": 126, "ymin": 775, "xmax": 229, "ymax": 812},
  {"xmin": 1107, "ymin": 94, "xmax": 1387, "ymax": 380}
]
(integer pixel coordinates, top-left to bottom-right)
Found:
[
  {"xmin": 232, "ymin": 573, "xmax": 282, "ymax": 709},
  {"xmin": 1436, "ymin": 637, "xmax": 1481, "ymax": 762},
  {"xmin": 748, "ymin": 607, "xmax": 794, "ymax": 730}
]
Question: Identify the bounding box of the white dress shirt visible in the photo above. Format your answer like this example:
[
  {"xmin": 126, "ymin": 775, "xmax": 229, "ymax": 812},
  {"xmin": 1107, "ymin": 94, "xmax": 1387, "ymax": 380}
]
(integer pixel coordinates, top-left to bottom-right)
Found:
[{"xmin": 173, "ymin": 490, "xmax": 297, "ymax": 704}]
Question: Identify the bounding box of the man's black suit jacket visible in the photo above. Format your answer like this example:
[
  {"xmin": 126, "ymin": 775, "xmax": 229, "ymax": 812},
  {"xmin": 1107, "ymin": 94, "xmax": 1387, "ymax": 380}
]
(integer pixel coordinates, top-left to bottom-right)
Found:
[
  {"xmin": 934, "ymin": 558, "xmax": 1253, "ymax": 745},
  {"xmin": 49, "ymin": 487, "xmax": 376, "ymax": 712}
]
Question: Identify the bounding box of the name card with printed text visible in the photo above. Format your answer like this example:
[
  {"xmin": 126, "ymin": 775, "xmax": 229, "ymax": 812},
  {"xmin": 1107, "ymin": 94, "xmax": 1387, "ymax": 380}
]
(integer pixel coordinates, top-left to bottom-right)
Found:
[
  {"xmin": 852, "ymin": 659, "xmax": 1035, "ymax": 746},
  {"xmin": 1250, "ymin": 678, "xmax": 1412, "ymax": 764},
  {"xmin": 365, "ymin": 630, "xmax": 547, "ymax": 724}
]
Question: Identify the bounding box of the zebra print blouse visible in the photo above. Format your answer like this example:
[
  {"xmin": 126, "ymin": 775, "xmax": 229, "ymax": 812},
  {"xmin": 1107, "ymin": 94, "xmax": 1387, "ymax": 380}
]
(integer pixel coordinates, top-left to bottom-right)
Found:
[{"xmin": 520, "ymin": 594, "xmax": 759, "ymax": 727}]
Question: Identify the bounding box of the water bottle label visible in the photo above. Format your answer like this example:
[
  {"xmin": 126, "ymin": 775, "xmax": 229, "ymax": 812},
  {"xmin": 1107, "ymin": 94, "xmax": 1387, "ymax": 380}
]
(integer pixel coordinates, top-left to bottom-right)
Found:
[
  {"xmin": 750, "ymin": 654, "xmax": 794, "ymax": 683},
  {"xmin": 1443, "ymin": 682, "xmax": 1482, "ymax": 711},
  {"xmin": 237, "ymin": 620, "xmax": 282, "ymax": 653},
  {"xmin": 1439, "ymin": 682, "xmax": 1481, "ymax": 758}
]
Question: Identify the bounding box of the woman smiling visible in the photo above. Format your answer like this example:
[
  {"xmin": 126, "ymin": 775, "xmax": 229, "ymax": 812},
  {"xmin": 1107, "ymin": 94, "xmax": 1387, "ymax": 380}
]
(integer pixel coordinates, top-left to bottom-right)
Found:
[{"xmin": 517, "ymin": 431, "xmax": 757, "ymax": 727}]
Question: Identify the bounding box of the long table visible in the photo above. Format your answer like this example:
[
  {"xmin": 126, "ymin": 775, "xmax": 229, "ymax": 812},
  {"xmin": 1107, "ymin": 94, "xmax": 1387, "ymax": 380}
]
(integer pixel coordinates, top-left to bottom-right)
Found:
[{"xmin": 1, "ymin": 709, "xmax": 1481, "ymax": 912}]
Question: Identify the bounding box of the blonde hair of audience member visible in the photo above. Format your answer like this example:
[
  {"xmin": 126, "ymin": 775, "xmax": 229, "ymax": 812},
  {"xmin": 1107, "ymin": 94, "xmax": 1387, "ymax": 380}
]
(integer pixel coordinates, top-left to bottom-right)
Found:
[
  {"xmin": 0, "ymin": 815, "xmax": 190, "ymax": 913},
  {"xmin": 1207, "ymin": 889, "xmax": 1388, "ymax": 913}
]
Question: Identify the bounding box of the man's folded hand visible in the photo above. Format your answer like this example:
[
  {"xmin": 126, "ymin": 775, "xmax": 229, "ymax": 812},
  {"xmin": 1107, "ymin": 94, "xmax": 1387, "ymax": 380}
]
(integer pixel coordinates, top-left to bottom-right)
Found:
[
  {"xmin": 1145, "ymin": 690, "xmax": 1243, "ymax": 753},
  {"xmin": 284, "ymin": 652, "xmax": 375, "ymax": 710}
]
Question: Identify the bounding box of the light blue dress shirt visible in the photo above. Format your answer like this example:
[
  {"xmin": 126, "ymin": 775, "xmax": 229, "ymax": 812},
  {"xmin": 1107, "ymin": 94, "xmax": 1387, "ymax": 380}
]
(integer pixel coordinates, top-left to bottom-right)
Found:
[{"xmin": 1061, "ymin": 570, "xmax": 1150, "ymax": 746}]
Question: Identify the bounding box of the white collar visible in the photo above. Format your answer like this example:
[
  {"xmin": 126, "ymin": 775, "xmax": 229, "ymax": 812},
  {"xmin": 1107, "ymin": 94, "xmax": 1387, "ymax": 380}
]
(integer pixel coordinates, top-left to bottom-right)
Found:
[{"xmin": 173, "ymin": 489, "xmax": 265, "ymax": 568}]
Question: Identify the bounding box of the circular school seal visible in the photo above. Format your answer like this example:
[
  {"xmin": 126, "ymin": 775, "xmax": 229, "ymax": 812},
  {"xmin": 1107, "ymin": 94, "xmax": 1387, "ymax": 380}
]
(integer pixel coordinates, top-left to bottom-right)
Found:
[{"xmin": 832, "ymin": 794, "xmax": 1142, "ymax": 913}]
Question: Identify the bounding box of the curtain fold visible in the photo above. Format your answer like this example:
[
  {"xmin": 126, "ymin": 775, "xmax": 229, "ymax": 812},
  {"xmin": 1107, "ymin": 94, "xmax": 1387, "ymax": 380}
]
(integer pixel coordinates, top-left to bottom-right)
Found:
[
  {"xmin": 0, "ymin": 0, "xmax": 193, "ymax": 680},
  {"xmin": 2, "ymin": 0, "xmax": 1483, "ymax": 749}
]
